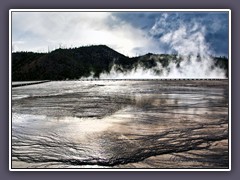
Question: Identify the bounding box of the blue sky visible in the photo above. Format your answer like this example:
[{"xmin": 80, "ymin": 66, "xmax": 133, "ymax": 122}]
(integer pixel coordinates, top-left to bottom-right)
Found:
[{"xmin": 12, "ymin": 11, "xmax": 229, "ymax": 57}]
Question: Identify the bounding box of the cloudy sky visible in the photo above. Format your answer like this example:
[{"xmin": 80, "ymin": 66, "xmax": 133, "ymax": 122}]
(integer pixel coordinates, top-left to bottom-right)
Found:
[{"xmin": 11, "ymin": 11, "xmax": 229, "ymax": 57}]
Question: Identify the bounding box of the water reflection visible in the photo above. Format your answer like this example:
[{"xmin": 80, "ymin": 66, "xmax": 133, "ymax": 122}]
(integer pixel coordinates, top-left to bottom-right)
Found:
[{"xmin": 12, "ymin": 80, "xmax": 229, "ymax": 168}]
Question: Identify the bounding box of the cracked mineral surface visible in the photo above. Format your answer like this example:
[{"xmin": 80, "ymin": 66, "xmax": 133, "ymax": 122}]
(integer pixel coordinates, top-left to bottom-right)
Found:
[{"xmin": 11, "ymin": 80, "xmax": 229, "ymax": 169}]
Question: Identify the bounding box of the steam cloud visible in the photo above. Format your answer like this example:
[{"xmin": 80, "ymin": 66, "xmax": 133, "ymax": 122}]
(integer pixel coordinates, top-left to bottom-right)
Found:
[{"xmin": 98, "ymin": 14, "xmax": 227, "ymax": 79}]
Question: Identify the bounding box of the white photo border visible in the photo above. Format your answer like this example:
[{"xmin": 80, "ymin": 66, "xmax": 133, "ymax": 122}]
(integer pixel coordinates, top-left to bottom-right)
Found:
[{"xmin": 9, "ymin": 9, "xmax": 231, "ymax": 171}]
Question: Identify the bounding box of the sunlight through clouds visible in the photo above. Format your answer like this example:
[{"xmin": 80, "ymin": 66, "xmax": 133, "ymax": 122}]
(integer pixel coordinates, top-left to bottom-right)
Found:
[
  {"xmin": 12, "ymin": 11, "xmax": 228, "ymax": 57},
  {"xmin": 12, "ymin": 12, "xmax": 160, "ymax": 56}
]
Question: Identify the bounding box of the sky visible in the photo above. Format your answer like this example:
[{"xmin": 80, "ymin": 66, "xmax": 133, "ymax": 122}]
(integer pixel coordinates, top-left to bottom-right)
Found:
[{"xmin": 12, "ymin": 11, "xmax": 229, "ymax": 57}]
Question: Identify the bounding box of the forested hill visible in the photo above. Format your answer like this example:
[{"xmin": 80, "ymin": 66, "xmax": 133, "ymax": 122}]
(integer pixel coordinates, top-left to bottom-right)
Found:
[{"xmin": 12, "ymin": 45, "xmax": 228, "ymax": 81}]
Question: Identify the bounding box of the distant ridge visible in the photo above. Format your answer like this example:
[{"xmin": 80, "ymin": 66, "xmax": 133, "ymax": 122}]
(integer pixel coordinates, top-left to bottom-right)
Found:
[{"xmin": 12, "ymin": 45, "xmax": 228, "ymax": 81}]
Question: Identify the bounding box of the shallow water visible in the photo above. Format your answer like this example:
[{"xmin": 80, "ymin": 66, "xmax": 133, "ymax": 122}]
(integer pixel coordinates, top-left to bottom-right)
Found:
[{"xmin": 11, "ymin": 80, "xmax": 229, "ymax": 169}]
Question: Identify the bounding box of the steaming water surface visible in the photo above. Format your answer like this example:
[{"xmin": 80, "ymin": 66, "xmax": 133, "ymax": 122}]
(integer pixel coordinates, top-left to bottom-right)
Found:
[{"xmin": 12, "ymin": 80, "xmax": 229, "ymax": 168}]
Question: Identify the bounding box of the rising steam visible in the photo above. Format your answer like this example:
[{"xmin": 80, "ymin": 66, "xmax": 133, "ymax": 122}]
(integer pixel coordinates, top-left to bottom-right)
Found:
[{"xmin": 91, "ymin": 15, "xmax": 227, "ymax": 79}]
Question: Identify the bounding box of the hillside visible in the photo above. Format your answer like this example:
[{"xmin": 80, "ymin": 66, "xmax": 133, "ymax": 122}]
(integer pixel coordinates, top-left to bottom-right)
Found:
[
  {"xmin": 12, "ymin": 45, "xmax": 131, "ymax": 80},
  {"xmin": 12, "ymin": 45, "xmax": 228, "ymax": 81}
]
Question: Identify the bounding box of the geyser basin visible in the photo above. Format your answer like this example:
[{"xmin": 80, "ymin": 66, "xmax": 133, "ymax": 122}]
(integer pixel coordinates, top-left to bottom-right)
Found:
[{"xmin": 11, "ymin": 80, "xmax": 229, "ymax": 169}]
